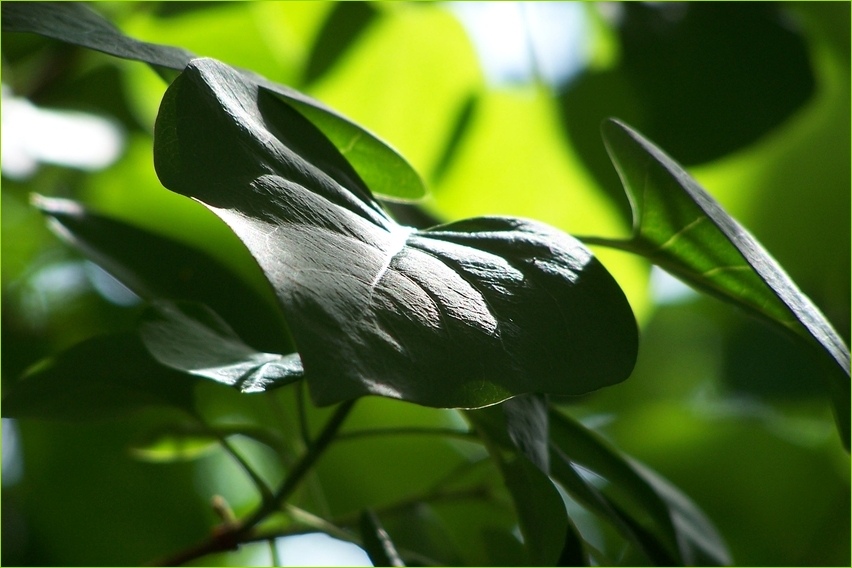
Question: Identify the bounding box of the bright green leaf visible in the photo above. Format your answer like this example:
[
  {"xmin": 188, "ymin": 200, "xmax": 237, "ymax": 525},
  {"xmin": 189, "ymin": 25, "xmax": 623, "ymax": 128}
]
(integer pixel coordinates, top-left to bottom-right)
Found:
[
  {"xmin": 588, "ymin": 118, "xmax": 850, "ymax": 449},
  {"xmin": 138, "ymin": 301, "xmax": 303, "ymax": 394},
  {"xmin": 130, "ymin": 425, "xmax": 220, "ymax": 463},
  {"xmin": 152, "ymin": 58, "xmax": 637, "ymax": 409},
  {"xmin": 1, "ymin": 1, "xmax": 425, "ymax": 201}
]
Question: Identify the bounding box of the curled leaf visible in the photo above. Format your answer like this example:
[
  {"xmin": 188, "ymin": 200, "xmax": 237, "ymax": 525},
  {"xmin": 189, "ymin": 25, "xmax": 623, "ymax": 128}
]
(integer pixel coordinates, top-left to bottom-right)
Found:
[
  {"xmin": 138, "ymin": 301, "xmax": 303, "ymax": 394},
  {"xmin": 153, "ymin": 58, "xmax": 638, "ymax": 409}
]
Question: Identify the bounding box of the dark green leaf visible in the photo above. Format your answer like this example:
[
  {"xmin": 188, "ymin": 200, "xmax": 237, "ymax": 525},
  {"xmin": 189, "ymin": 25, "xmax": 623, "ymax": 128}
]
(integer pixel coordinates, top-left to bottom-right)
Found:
[
  {"xmin": 0, "ymin": 1, "xmax": 192, "ymax": 74},
  {"xmin": 359, "ymin": 510, "xmax": 405, "ymax": 567},
  {"xmin": 153, "ymin": 58, "xmax": 638, "ymax": 409},
  {"xmin": 2, "ymin": 333, "xmax": 195, "ymax": 421},
  {"xmin": 549, "ymin": 443, "xmax": 676, "ymax": 565},
  {"xmin": 500, "ymin": 455, "xmax": 571, "ymax": 566},
  {"xmin": 32, "ymin": 195, "xmax": 287, "ymax": 353},
  {"xmin": 467, "ymin": 394, "xmax": 550, "ymax": 473},
  {"xmin": 468, "ymin": 401, "xmax": 575, "ymax": 566},
  {"xmin": 589, "ymin": 118, "xmax": 850, "ymax": 449},
  {"xmin": 138, "ymin": 301, "xmax": 303, "ymax": 394},
  {"xmin": 1, "ymin": 1, "xmax": 425, "ymax": 201},
  {"xmin": 549, "ymin": 408, "xmax": 731, "ymax": 566},
  {"xmin": 303, "ymin": 2, "xmax": 376, "ymax": 84}
]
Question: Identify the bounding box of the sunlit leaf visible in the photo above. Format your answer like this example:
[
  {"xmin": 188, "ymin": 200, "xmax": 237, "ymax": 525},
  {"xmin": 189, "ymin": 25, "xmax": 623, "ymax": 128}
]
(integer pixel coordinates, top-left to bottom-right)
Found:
[
  {"xmin": 587, "ymin": 118, "xmax": 850, "ymax": 449},
  {"xmin": 138, "ymin": 301, "xmax": 303, "ymax": 394},
  {"xmin": 549, "ymin": 408, "xmax": 731, "ymax": 566},
  {"xmin": 153, "ymin": 58, "xmax": 638, "ymax": 409},
  {"xmin": 130, "ymin": 425, "xmax": 220, "ymax": 462},
  {"xmin": 2, "ymin": 333, "xmax": 195, "ymax": 421},
  {"xmin": 1, "ymin": 0, "xmax": 425, "ymax": 201},
  {"xmin": 32, "ymin": 194, "xmax": 288, "ymax": 353}
]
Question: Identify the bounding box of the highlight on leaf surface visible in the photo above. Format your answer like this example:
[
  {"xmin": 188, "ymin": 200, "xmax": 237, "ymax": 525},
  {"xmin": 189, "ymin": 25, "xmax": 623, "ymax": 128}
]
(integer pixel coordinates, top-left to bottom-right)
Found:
[
  {"xmin": 153, "ymin": 57, "xmax": 639, "ymax": 409},
  {"xmin": 588, "ymin": 118, "xmax": 850, "ymax": 449}
]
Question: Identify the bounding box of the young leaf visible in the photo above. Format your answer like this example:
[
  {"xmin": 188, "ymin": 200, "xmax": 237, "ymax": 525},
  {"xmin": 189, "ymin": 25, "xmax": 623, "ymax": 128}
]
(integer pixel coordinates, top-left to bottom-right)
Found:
[
  {"xmin": 2, "ymin": 333, "xmax": 196, "ymax": 421},
  {"xmin": 549, "ymin": 408, "xmax": 731, "ymax": 566},
  {"xmin": 32, "ymin": 195, "xmax": 287, "ymax": 353},
  {"xmin": 153, "ymin": 58, "xmax": 638, "ymax": 409},
  {"xmin": 589, "ymin": 118, "xmax": 850, "ymax": 449},
  {"xmin": 1, "ymin": 1, "xmax": 425, "ymax": 201},
  {"xmin": 138, "ymin": 301, "xmax": 303, "ymax": 394}
]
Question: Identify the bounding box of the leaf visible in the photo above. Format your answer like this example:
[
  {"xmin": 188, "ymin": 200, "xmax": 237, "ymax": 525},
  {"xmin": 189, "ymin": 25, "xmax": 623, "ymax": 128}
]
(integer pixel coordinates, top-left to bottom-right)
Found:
[
  {"xmin": 130, "ymin": 425, "xmax": 220, "ymax": 463},
  {"xmin": 467, "ymin": 400, "xmax": 576, "ymax": 566},
  {"xmin": 138, "ymin": 301, "xmax": 303, "ymax": 394},
  {"xmin": 590, "ymin": 118, "xmax": 850, "ymax": 449},
  {"xmin": 32, "ymin": 195, "xmax": 287, "ymax": 353},
  {"xmin": 359, "ymin": 510, "xmax": 405, "ymax": 567},
  {"xmin": 467, "ymin": 394, "xmax": 550, "ymax": 473},
  {"xmin": 153, "ymin": 58, "xmax": 638, "ymax": 409},
  {"xmin": 499, "ymin": 455, "xmax": 572, "ymax": 566},
  {"xmin": 0, "ymin": 1, "xmax": 193, "ymax": 74},
  {"xmin": 1, "ymin": 1, "xmax": 425, "ymax": 201},
  {"xmin": 549, "ymin": 408, "xmax": 731, "ymax": 566},
  {"xmin": 2, "ymin": 333, "xmax": 195, "ymax": 421}
]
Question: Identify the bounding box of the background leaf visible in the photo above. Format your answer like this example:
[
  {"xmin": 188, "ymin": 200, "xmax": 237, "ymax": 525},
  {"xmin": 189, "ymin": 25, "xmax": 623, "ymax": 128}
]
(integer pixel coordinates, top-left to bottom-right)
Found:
[
  {"xmin": 2, "ymin": 333, "xmax": 196, "ymax": 421},
  {"xmin": 153, "ymin": 58, "xmax": 638, "ymax": 408},
  {"xmin": 0, "ymin": 1, "xmax": 425, "ymax": 201},
  {"xmin": 586, "ymin": 118, "xmax": 850, "ymax": 449},
  {"xmin": 549, "ymin": 408, "xmax": 731, "ymax": 566},
  {"xmin": 32, "ymin": 194, "xmax": 288, "ymax": 353}
]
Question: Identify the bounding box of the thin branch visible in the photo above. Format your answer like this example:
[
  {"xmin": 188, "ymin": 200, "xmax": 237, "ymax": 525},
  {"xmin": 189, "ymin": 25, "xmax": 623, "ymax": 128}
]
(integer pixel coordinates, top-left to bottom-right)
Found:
[
  {"xmin": 334, "ymin": 426, "xmax": 479, "ymax": 444},
  {"xmin": 151, "ymin": 399, "xmax": 357, "ymax": 567},
  {"xmin": 191, "ymin": 411, "xmax": 274, "ymax": 504}
]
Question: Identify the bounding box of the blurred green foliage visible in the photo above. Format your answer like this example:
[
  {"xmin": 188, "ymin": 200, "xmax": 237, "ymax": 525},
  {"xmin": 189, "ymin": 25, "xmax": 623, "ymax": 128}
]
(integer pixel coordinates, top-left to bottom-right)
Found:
[{"xmin": 2, "ymin": 2, "xmax": 848, "ymax": 566}]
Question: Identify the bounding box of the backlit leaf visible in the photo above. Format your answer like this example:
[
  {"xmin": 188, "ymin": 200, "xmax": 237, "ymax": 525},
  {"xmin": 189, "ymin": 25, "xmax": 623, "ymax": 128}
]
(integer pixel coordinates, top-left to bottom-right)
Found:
[
  {"xmin": 587, "ymin": 118, "xmax": 850, "ymax": 449},
  {"xmin": 1, "ymin": 1, "xmax": 425, "ymax": 201}
]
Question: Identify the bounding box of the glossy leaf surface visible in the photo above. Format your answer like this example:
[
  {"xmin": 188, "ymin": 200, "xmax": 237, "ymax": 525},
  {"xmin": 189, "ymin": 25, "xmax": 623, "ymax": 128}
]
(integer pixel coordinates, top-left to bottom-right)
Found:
[
  {"xmin": 153, "ymin": 58, "xmax": 637, "ymax": 408},
  {"xmin": 138, "ymin": 301, "xmax": 303, "ymax": 394},
  {"xmin": 588, "ymin": 118, "xmax": 850, "ymax": 448},
  {"xmin": 0, "ymin": 1, "xmax": 425, "ymax": 201}
]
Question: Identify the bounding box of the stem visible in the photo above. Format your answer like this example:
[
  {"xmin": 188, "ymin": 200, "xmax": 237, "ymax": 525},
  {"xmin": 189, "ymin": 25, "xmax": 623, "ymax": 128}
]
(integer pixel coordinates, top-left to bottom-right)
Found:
[
  {"xmin": 242, "ymin": 399, "xmax": 356, "ymax": 529},
  {"xmin": 296, "ymin": 381, "xmax": 312, "ymax": 445},
  {"xmin": 335, "ymin": 427, "xmax": 478, "ymax": 443},
  {"xmin": 269, "ymin": 538, "xmax": 281, "ymax": 567},
  {"xmin": 151, "ymin": 399, "xmax": 357, "ymax": 567},
  {"xmin": 191, "ymin": 411, "xmax": 273, "ymax": 504}
]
